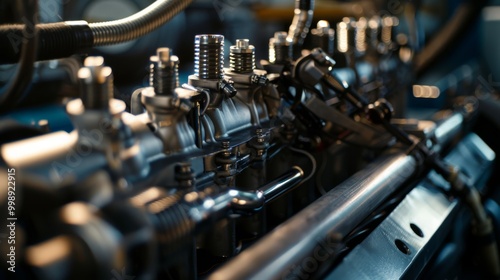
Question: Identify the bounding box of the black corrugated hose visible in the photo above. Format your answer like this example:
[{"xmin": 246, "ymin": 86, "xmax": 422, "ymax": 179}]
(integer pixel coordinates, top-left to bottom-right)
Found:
[
  {"xmin": 0, "ymin": 0, "xmax": 193, "ymax": 64},
  {"xmin": 0, "ymin": 0, "xmax": 38, "ymax": 113}
]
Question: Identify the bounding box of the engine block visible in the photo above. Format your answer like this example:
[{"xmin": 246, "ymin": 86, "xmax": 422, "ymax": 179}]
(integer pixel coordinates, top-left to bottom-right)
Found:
[{"xmin": 0, "ymin": 0, "xmax": 499, "ymax": 279}]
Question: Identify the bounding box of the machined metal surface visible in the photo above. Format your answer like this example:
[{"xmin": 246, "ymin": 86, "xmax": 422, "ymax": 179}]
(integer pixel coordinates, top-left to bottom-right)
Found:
[
  {"xmin": 210, "ymin": 151, "xmax": 417, "ymax": 280},
  {"xmin": 150, "ymin": 47, "xmax": 180, "ymax": 96},
  {"xmin": 0, "ymin": 1, "xmax": 494, "ymax": 279},
  {"xmin": 210, "ymin": 108, "xmax": 469, "ymax": 279},
  {"xmin": 269, "ymin": 32, "xmax": 289, "ymax": 64},
  {"xmin": 327, "ymin": 133, "xmax": 495, "ymax": 279},
  {"xmin": 195, "ymin": 34, "xmax": 225, "ymax": 80},
  {"xmin": 230, "ymin": 39, "xmax": 256, "ymax": 73},
  {"xmin": 311, "ymin": 20, "xmax": 335, "ymax": 56}
]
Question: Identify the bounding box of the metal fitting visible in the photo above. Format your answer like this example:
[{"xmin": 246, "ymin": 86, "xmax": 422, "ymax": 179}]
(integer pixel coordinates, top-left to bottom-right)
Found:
[
  {"xmin": 336, "ymin": 17, "xmax": 355, "ymax": 54},
  {"xmin": 355, "ymin": 17, "xmax": 368, "ymax": 54},
  {"xmin": 269, "ymin": 32, "xmax": 290, "ymax": 64},
  {"xmin": 78, "ymin": 56, "xmax": 113, "ymax": 110},
  {"xmin": 150, "ymin": 47, "xmax": 180, "ymax": 96},
  {"xmin": 311, "ymin": 20, "xmax": 335, "ymax": 56},
  {"xmin": 195, "ymin": 34, "xmax": 225, "ymax": 80},
  {"xmin": 230, "ymin": 39, "xmax": 256, "ymax": 74},
  {"xmin": 219, "ymin": 79, "xmax": 237, "ymax": 97}
]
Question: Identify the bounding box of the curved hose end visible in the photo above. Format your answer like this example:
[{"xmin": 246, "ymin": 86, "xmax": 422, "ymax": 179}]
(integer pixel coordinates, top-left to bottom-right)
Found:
[
  {"xmin": 292, "ymin": 165, "xmax": 304, "ymax": 177},
  {"xmin": 229, "ymin": 189, "xmax": 265, "ymax": 214}
]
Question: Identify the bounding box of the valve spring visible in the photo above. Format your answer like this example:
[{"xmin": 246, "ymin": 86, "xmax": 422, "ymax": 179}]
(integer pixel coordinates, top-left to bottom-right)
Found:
[
  {"xmin": 269, "ymin": 32, "xmax": 289, "ymax": 64},
  {"xmin": 269, "ymin": 44, "xmax": 289, "ymax": 64},
  {"xmin": 194, "ymin": 34, "xmax": 224, "ymax": 79},
  {"xmin": 337, "ymin": 17, "xmax": 355, "ymax": 53},
  {"xmin": 311, "ymin": 20, "xmax": 335, "ymax": 57},
  {"xmin": 381, "ymin": 16, "xmax": 398, "ymax": 45},
  {"xmin": 368, "ymin": 16, "xmax": 381, "ymax": 49},
  {"xmin": 313, "ymin": 35, "xmax": 335, "ymax": 57},
  {"xmin": 355, "ymin": 17, "xmax": 367, "ymax": 54},
  {"xmin": 230, "ymin": 52, "xmax": 255, "ymax": 73},
  {"xmin": 150, "ymin": 48, "xmax": 179, "ymax": 96},
  {"xmin": 150, "ymin": 62, "xmax": 179, "ymax": 96},
  {"xmin": 230, "ymin": 39, "xmax": 255, "ymax": 73}
]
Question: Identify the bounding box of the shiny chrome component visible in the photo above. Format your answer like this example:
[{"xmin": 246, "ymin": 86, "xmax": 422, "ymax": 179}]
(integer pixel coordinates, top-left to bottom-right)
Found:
[
  {"xmin": 211, "ymin": 152, "xmax": 417, "ymax": 280},
  {"xmin": 355, "ymin": 17, "xmax": 368, "ymax": 54},
  {"xmin": 337, "ymin": 17, "xmax": 355, "ymax": 54},
  {"xmin": 269, "ymin": 31, "xmax": 289, "ymax": 64},
  {"xmin": 433, "ymin": 112, "xmax": 464, "ymax": 149},
  {"xmin": 140, "ymin": 87, "xmax": 196, "ymax": 154},
  {"xmin": 210, "ymin": 110, "xmax": 469, "ymax": 279},
  {"xmin": 194, "ymin": 34, "xmax": 224, "ymax": 79},
  {"xmin": 259, "ymin": 166, "xmax": 304, "ymax": 203},
  {"xmin": 150, "ymin": 47, "xmax": 180, "ymax": 96},
  {"xmin": 311, "ymin": 20, "xmax": 335, "ymax": 56},
  {"xmin": 229, "ymin": 39, "xmax": 256, "ymax": 73},
  {"xmin": 327, "ymin": 133, "xmax": 495, "ymax": 279},
  {"xmin": 78, "ymin": 56, "xmax": 113, "ymax": 110}
]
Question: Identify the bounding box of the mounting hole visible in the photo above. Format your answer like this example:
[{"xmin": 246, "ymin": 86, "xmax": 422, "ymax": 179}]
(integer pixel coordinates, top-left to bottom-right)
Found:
[
  {"xmin": 410, "ymin": 223, "xmax": 424, "ymax": 238},
  {"xmin": 395, "ymin": 239, "xmax": 411, "ymax": 255}
]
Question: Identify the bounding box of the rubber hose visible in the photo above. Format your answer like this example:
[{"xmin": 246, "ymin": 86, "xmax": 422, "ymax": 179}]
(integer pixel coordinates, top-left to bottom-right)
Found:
[
  {"xmin": 0, "ymin": 0, "xmax": 38, "ymax": 112},
  {"xmin": 0, "ymin": 21, "xmax": 92, "ymax": 64}
]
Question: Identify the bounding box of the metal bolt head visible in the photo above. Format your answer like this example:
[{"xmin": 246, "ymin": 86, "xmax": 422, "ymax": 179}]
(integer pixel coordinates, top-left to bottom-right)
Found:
[
  {"xmin": 195, "ymin": 34, "xmax": 224, "ymax": 45},
  {"xmin": 316, "ymin": 20, "xmax": 332, "ymax": 34},
  {"xmin": 236, "ymin": 39, "xmax": 249, "ymax": 49},
  {"xmin": 78, "ymin": 56, "xmax": 113, "ymax": 110},
  {"xmin": 220, "ymin": 139, "xmax": 230, "ymax": 149},
  {"xmin": 157, "ymin": 47, "xmax": 171, "ymax": 63},
  {"xmin": 231, "ymin": 39, "xmax": 255, "ymax": 54}
]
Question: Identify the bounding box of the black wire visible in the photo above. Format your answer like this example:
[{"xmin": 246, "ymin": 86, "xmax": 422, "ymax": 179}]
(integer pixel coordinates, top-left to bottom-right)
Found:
[{"xmin": 0, "ymin": 0, "xmax": 38, "ymax": 113}]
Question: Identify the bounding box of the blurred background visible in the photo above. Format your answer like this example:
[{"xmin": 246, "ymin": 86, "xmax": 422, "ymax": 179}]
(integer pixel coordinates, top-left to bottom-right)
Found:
[{"xmin": 0, "ymin": 0, "xmax": 498, "ymax": 129}]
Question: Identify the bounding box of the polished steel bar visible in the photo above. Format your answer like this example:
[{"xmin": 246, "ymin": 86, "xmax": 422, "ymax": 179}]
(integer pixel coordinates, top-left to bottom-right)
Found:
[
  {"xmin": 210, "ymin": 152, "xmax": 417, "ymax": 280},
  {"xmin": 210, "ymin": 106, "xmax": 469, "ymax": 280}
]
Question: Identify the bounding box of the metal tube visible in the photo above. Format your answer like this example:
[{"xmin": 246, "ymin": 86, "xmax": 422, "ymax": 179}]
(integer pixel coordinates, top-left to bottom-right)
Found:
[
  {"xmin": 210, "ymin": 167, "xmax": 305, "ymax": 215},
  {"xmin": 210, "ymin": 102, "xmax": 469, "ymax": 280},
  {"xmin": 260, "ymin": 166, "xmax": 304, "ymax": 203},
  {"xmin": 209, "ymin": 152, "xmax": 417, "ymax": 280},
  {"xmin": 90, "ymin": 0, "xmax": 193, "ymax": 46}
]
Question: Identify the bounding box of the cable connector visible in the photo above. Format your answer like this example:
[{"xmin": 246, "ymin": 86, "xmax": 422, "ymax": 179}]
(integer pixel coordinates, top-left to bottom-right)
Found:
[{"xmin": 219, "ymin": 79, "xmax": 237, "ymax": 97}]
